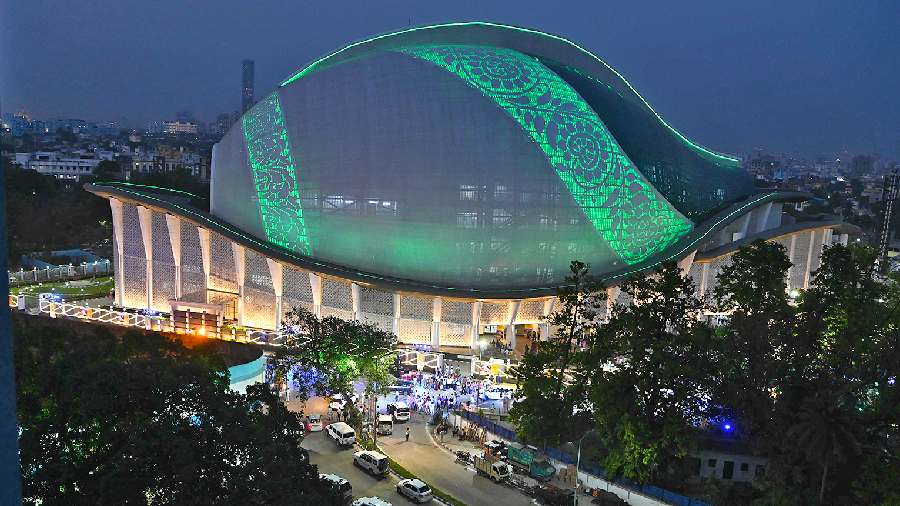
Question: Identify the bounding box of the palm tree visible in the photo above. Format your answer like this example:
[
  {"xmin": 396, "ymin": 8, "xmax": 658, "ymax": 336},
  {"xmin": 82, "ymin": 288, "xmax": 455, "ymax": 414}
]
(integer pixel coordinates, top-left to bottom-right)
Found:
[{"xmin": 787, "ymin": 391, "xmax": 862, "ymax": 504}]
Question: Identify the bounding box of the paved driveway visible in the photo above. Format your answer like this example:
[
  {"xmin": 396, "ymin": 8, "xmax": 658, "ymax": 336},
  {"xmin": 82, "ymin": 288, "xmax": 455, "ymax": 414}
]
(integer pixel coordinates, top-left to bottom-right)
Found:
[
  {"xmin": 377, "ymin": 416, "xmax": 534, "ymax": 506},
  {"xmin": 302, "ymin": 429, "xmax": 408, "ymax": 504}
]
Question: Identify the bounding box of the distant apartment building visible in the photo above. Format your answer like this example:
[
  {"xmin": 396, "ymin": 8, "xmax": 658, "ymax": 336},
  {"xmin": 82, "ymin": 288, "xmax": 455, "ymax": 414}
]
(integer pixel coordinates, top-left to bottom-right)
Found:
[
  {"xmin": 163, "ymin": 121, "xmax": 199, "ymax": 135},
  {"xmin": 14, "ymin": 151, "xmax": 103, "ymax": 180},
  {"xmin": 129, "ymin": 150, "xmax": 207, "ymax": 180}
]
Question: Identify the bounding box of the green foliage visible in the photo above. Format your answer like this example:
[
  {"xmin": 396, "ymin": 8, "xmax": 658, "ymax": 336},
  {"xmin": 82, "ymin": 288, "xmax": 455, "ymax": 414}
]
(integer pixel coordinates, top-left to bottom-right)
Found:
[
  {"xmin": 15, "ymin": 319, "xmax": 325, "ymax": 505},
  {"xmin": 509, "ymin": 261, "xmax": 603, "ymax": 447},
  {"xmin": 4, "ymin": 162, "xmax": 111, "ymax": 261},
  {"xmin": 713, "ymin": 240, "xmax": 794, "ymax": 440},
  {"xmin": 276, "ymin": 305, "xmax": 396, "ymax": 401},
  {"xmin": 511, "ymin": 242, "xmax": 898, "ymax": 502},
  {"xmin": 588, "ymin": 262, "xmax": 719, "ymax": 482}
]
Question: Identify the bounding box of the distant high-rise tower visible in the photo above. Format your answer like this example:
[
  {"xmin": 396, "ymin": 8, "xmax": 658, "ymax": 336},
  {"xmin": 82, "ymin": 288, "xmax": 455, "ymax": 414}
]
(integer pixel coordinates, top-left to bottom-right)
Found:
[{"xmin": 241, "ymin": 60, "xmax": 255, "ymax": 114}]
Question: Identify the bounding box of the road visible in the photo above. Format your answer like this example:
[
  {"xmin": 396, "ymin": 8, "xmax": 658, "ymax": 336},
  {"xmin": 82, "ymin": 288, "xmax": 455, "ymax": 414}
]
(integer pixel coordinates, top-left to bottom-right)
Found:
[
  {"xmin": 376, "ymin": 416, "xmax": 534, "ymax": 506},
  {"xmin": 293, "ymin": 395, "xmax": 534, "ymax": 506},
  {"xmin": 302, "ymin": 429, "xmax": 408, "ymax": 504}
]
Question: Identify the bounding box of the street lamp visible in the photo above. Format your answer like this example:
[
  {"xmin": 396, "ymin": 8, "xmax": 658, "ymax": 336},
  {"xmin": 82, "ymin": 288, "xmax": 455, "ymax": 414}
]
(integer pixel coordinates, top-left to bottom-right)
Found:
[{"xmin": 567, "ymin": 430, "xmax": 594, "ymax": 506}]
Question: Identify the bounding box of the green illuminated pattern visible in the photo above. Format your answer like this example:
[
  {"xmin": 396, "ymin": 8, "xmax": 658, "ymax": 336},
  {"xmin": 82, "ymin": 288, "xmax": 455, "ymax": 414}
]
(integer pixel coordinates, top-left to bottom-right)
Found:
[
  {"xmin": 398, "ymin": 44, "xmax": 692, "ymax": 264},
  {"xmin": 241, "ymin": 93, "xmax": 311, "ymax": 255},
  {"xmin": 279, "ymin": 22, "xmax": 739, "ymax": 164}
]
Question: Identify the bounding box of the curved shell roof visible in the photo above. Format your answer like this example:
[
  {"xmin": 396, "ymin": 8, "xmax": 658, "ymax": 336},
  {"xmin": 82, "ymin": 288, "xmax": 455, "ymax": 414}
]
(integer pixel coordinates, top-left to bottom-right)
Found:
[{"xmin": 208, "ymin": 22, "xmax": 757, "ymax": 292}]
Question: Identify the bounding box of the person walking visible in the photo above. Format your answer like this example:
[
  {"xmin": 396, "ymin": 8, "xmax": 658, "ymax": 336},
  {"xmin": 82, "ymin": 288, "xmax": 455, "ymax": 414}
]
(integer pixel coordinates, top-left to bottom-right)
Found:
[{"xmin": 405, "ymin": 426, "xmax": 410, "ymax": 442}]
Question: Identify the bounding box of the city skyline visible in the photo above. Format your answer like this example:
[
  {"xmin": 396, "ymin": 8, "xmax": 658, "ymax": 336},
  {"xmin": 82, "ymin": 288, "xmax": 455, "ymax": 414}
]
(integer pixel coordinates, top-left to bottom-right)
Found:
[{"xmin": 1, "ymin": 0, "xmax": 899, "ymax": 159}]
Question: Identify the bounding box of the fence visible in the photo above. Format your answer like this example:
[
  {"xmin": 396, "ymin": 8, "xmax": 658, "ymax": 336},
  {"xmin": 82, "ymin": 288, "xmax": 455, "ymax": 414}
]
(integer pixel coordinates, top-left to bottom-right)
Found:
[
  {"xmin": 38, "ymin": 297, "xmax": 151, "ymax": 329},
  {"xmin": 458, "ymin": 411, "xmax": 711, "ymax": 506},
  {"xmin": 10, "ymin": 261, "xmax": 112, "ymax": 284}
]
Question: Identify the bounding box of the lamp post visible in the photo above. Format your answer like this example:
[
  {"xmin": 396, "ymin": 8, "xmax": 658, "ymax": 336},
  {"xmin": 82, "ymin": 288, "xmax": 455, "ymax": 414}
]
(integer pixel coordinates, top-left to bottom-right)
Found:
[{"xmin": 568, "ymin": 430, "xmax": 593, "ymax": 506}]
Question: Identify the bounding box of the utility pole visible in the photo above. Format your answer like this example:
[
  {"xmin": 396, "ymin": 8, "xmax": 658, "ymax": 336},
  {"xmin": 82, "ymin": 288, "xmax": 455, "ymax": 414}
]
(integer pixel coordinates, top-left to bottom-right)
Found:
[{"xmin": 877, "ymin": 168, "xmax": 899, "ymax": 272}]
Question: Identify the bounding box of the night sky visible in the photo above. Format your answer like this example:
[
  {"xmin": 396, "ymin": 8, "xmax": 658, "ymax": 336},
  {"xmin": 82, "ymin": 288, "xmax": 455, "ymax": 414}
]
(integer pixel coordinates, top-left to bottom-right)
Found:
[{"xmin": 2, "ymin": 0, "xmax": 898, "ymax": 159}]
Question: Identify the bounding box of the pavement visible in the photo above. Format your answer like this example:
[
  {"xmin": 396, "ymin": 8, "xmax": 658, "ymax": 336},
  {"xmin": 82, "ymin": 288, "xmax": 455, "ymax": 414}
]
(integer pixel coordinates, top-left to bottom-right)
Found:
[
  {"xmin": 301, "ymin": 428, "xmax": 409, "ymax": 504},
  {"xmin": 375, "ymin": 414, "xmax": 534, "ymax": 506},
  {"xmin": 289, "ymin": 393, "xmax": 536, "ymax": 506}
]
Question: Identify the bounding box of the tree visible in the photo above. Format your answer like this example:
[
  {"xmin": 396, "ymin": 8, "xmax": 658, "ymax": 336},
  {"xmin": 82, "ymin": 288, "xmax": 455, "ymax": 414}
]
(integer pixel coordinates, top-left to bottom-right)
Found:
[
  {"xmin": 93, "ymin": 160, "xmax": 122, "ymax": 181},
  {"xmin": 713, "ymin": 240, "xmax": 794, "ymax": 440},
  {"xmin": 275, "ymin": 306, "xmax": 396, "ymax": 421},
  {"xmin": 509, "ymin": 261, "xmax": 603, "ymax": 447},
  {"xmin": 587, "ymin": 262, "xmax": 719, "ymax": 482},
  {"xmin": 787, "ymin": 391, "xmax": 862, "ymax": 505},
  {"xmin": 15, "ymin": 319, "xmax": 326, "ymax": 505}
]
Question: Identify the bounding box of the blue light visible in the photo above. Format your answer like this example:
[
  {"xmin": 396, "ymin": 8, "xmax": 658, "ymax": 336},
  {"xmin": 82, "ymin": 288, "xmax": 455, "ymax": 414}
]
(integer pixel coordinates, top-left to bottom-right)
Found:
[
  {"xmin": 723, "ymin": 424, "xmax": 732, "ymax": 431},
  {"xmin": 889, "ymin": 376, "xmax": 896, "ymax": 386}
]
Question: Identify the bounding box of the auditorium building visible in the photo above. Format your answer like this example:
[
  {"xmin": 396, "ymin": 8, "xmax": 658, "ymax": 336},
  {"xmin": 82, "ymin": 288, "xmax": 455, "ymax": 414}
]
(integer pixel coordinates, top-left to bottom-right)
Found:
[{"xmin": 86, "ymin": 22, "xmax": 853, "ymax": 350}]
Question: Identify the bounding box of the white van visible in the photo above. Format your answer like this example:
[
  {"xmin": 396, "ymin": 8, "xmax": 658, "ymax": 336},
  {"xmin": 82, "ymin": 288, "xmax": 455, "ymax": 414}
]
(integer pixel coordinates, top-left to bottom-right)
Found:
[
  {"xmin": 327, "ymin": 421, "xmax": 356, "ymax": 447},
  {"xmin": 376, "ymin": 414, "xmax": 394, "ymax": 435},
  {"xmin": 319, "ymin": 473, "xmax": 353, "ymax": 505},
  {"xmin": 388, "ymin": 401, "xmax": 410, "ymax": 422},
  {"xmin": 354, "ymin": 450, "xmax": 389, "ymax": 477}
]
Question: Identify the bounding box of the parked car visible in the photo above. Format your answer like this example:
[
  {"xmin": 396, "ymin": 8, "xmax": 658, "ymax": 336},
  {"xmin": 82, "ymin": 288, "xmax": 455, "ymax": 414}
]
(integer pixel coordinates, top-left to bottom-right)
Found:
[
  {"xmin": 387, "ymin": 401, "xmax": 411, "ymax": 423},
  {"xmin": 396, "ymin": 478, "xmax": 432, "ymax": 503},
  {"xmin": 327, "ymin": 421, "xmax": 356, "ymax": 447},
  {"xmin": 319, "ymin": 473, "xmax": 353, "ymax": 505},
  {"xmin": 306, "ymin": 414, "xmax": 324, "ymax": 432},
  {"xmin": 354, "ymin": 450, "xmax": 389, "ymax": 477},
  {"xmin": 376, "ymin": 414, "xmax": 394, "ymax": 435},
  {"xmin": 352, "ymin": 497, "xmax": 393, "ymax": 506}
]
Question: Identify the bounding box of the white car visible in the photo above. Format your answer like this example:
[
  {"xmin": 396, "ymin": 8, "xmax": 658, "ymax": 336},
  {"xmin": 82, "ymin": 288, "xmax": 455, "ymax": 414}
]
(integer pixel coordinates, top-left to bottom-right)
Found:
[
  {"xmin": 331, "ymin": 392, "xmax": 360, "ymax": 409},
  {"xmin": 396, "ymin": 478, "xmax": 432, "ymax": 503},
  {"xmin": 326, "ymin": 421, "xmax": 356, "ymax": 447},
  {"xmin": 319, "ymin": 473, "xmax": 353, "ymax": 504},
  {"xmin": 354, "ymin": 450, "xmax": 389, "ymax": 476},
  {"xmin": 352, "ymin": 497, "xmax": 392, "ymax": 506},
  {"xmin": 387, "ymin": 401, "xmax": 411, "ymax": 423},
  {"xmin": 305, "ymin": 414, "xmax": 324, "ymax": 432}
]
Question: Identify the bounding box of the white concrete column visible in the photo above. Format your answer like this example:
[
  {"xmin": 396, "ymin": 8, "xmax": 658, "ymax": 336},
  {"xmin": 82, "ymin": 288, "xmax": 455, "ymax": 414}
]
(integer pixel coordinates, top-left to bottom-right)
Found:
[
  {"xmin": 137, "ymin": 206, "xmax": 154, "ymax": 309},
  {"xmin": 267, "ymin": 258, "xmax": 283, "ymax": 328},
  {"xmin": 839, "ymin": 233, "xmax": 849, "ymax": 246},
  {"xmin": 540, "ymin": 297, "xmax": 555, "ymax": 340},
  {"xmin": 698, "ymin": 263, "xmax": 709, "ymax": 299},
  {"xmin": 392, "ymin": 293, "xmax": 401, "ymax": 337},
  {"xmin": 197, "ymin": 227, "xmax": 211, "ymax": 296},
  {"xmin": 803, "ymin": 229, "xmax": 816, "ymax": 289},
  {"xmin": 351, "ymin": 283, "xmax": 361, "ymax": 321},
  {"xmin": 165, "ymin": 214, "xmax": 182, "ymax": 299},
  {"xmin": 109, "ymin": 199, "xmax": 125, "ymax": 306},
  {"xmin": 308, "ymin": 273, "xmax": 322, "ymax": 317},
  {"xmin": 231, "ymin": 243, "xmax": 246, "ymax": 325},
  {"xmin": 606, "ymin": 286, "xmax": 620, "ymax": 316},
  {"xmin": 756, "ymin": 202, "xmax": 774, "ymax": 234},
  {"xmin": 431, "ymin": 297, "xmax": 442, "ymax": 349},
  {"xmin": 678, "ymin": 250, "xmax": 696, "ymax": 278},
  {"xmin": 787, "ymin": 233, "xmax": 798, "ymax": 290},
  {"xmin": 737, "ymin": 212, "xmax": 752, "ymax": 240},
  {"xmin": 471, "ymin": 301, "xmax": 483, "ymax": 351},
  {"xmin": 507, "ymin": 300, "xmax": 521, "ymax": 351}
]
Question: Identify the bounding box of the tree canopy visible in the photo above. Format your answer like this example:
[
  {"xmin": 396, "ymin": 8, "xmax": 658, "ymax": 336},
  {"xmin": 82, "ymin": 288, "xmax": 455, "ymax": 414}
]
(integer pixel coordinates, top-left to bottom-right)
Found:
[
  {"xmin": 15, "ymin": 319, "xmax": 325, "ymax": 505},
  {"xmin": 510, "ymin": 242, "xmax": 900, "ymax": 505}
]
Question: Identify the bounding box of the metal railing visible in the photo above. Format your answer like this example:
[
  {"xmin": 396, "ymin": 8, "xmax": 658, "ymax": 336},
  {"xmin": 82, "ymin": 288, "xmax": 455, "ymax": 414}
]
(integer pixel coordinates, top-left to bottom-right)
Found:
[
  {"xmin": 10, "ymin": 261, "xmax": 112, "ymax": 284},
  {"xmin": 38, "ymin": 297, "xmax": 150, "ymax": 328}
]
